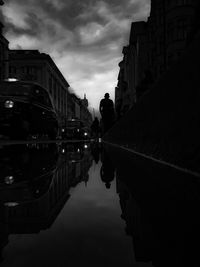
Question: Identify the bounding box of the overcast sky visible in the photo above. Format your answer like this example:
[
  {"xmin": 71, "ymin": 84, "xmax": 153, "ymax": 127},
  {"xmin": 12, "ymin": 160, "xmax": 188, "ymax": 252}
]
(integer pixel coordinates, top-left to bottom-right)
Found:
[{"xmin": 1, "ymin": 0, "xmax": 150, "ymax": 113}]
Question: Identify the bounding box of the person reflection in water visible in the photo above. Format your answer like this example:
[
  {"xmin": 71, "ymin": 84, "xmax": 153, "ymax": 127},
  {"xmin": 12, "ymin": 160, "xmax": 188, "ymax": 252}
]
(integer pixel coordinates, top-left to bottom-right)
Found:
[
  {"xmin": 100, "ymin": 148, "xmax": 115, "ymax": 189},
  {"xmin": 90, "ymin": 117, "xmax": 100, "ymax": 140},
  {"xmin": 99, "ymin": 93, "xmax": 115, "ymax": 135},
  {"xmin": 91, "ymin": 142, "xmax": 101, "ymax": 164}
]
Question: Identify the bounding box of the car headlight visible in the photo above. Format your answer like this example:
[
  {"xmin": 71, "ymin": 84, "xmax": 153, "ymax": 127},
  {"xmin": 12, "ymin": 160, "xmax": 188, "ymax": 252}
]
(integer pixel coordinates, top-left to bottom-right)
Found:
[
  {"xmin": 4, "ymin": 202, "xmax": 19, "ymax": 207},
  {"xmin": 84, "ymin": 132, "xmax": 88, "ymax": 136},
  {"xmin": 5, "ymin": 100, "xmax": 14, "ymax": 108},
  {"xmin": 4, "ymin": 176, "xmax": 14, "ymax": 185},
  {"xmin": 77, "ymin": 129, "xmax": 80, "ymax": 132}
]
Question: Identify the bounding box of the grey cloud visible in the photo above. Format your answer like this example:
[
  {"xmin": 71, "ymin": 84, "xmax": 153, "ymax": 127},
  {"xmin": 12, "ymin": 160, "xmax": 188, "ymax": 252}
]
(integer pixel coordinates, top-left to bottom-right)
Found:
[
  {"xmin": 3, "ymin": 0, "xmax": 149, "ymax": 39},
  {"xmin": 1, "ymin": 0, "xmax": 150, "ymax": 109}
]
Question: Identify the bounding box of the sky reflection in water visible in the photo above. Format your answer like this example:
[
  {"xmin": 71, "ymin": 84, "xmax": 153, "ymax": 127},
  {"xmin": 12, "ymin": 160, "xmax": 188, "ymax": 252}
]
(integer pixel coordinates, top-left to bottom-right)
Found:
[{"xmin": 1, "ymin": 151, "xmax": 134, "ymax": 267}]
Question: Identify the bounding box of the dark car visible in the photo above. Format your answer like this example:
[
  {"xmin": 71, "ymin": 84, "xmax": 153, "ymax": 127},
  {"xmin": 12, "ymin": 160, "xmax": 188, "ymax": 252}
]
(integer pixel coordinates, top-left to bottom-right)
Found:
[
  {"xmin": 62, "ymin": 119, "xmax": 90, "ymax": 140},
  {"xmin": 0, "ymin": 80, "xmax": 59, "ymax": 139}
]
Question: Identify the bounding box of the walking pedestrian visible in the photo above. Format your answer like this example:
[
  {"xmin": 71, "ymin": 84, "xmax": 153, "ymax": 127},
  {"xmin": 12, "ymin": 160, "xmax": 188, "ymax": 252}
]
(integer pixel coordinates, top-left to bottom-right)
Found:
[{"xmin": 99, "ymin": 93, "xmax": 115, "ymax": 134}]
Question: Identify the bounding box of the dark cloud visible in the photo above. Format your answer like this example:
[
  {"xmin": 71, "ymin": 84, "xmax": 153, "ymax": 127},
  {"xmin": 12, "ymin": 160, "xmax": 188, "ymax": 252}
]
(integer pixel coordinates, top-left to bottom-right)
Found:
[
  {"xmin": 3, "ymin": 0, "xmax": 149, "ymax": 44},
  {"xmin": 1, "ymin": 0, "xmax": 150, "ymax": 109}
]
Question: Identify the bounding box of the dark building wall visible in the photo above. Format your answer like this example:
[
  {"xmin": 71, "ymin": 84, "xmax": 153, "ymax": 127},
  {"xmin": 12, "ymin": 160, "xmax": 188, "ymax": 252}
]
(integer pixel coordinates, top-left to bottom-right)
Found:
[
  {"xmin": 148, "ymin": 0, "xmax": 198, "ymax": 79},
  {"xmin": 0, "ymin": 22, "xmax": 9, "ymax": 81},
  {"xmin": 116, "ymin": 21, "xmax": 149, "ymax": 118},
  {"xmin": 115, "ymin": 0, "xmax": 198, "ymax": 118},
  {"xmin": 105, "ymin": 33, "xmax": 200, "ymax": 172}
]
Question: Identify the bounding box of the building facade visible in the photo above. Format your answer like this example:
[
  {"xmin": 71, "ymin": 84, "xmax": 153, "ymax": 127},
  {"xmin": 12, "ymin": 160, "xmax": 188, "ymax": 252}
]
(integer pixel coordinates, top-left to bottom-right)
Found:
[
  {"xmin": 80, "ymin": 94, "xmax": 93, "ymax": 128},
  {"xmin": 115, "ymin": 0, "xmax": 199, "ymax": 117},
  {"xmin": 9, "ymin": 50, "xmax": 69, "ymax": 126},
  {"xmin": 116, "ymin": 21, "xmax": 149, "ymax": 118},
  {"xmin": 67, "ymin": 92, "xmax": 81, "ymax": 120},
  {"xmin": 0, "ymin": 22, "xmax": 9, "ymax": 81}
]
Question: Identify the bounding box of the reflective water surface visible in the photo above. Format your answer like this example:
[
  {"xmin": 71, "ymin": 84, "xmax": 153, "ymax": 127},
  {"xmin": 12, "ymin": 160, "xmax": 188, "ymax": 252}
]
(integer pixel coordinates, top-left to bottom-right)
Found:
[
  {"xmin": 0, "ymin": 142, "xmax": 134, "ymax": 267},
  {"xmin": 0, "ymin": 141, "xmax": 199, "ymax": 267}
]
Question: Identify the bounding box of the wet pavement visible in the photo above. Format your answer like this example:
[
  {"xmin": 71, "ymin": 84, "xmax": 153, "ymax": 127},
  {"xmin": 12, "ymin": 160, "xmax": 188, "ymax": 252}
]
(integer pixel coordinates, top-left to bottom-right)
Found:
[{"xmin": 0, "ymin": 141, "xmax": 199, "ymax": 267}]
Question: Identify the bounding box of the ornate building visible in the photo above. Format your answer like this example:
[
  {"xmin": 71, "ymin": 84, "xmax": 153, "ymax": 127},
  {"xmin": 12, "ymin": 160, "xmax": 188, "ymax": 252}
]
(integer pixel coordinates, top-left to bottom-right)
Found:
[{"xmin": 9, "ymin": 50, "xmax": 69, "ymax": 126}]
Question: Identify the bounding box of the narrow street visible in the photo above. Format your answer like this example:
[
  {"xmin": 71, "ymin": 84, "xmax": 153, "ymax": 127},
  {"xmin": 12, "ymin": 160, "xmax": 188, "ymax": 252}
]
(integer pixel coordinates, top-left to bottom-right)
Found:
[{"xmin": 0, "ymin": 140, "xmax": 199, "ymax": 267}]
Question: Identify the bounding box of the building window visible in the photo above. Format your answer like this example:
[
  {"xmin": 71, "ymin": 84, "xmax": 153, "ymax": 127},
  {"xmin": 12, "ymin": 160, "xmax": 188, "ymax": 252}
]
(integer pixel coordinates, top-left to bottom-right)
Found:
[
  {"xmin": 10, "ymin": 66, "xmax": 16, "ymax": 74},
  {"xmin": 177, "ymin": 18, "xmax": 188, "ymax": 40},
  {"xmin": 21, "ymin": 67, "xmax": 25, "ymax": 73},
  {"xmin": 167, "ymin": 52, "xmax": 174, "ymax": 67},
  {"xmin": 167, "ymin": 22, "xmax": 175, "ymax": 42},
  {"xmin": 49, "ymin": 76, "xmax": 53, "ymax": 95},
  {"xmin": 53, "ymin": 79, "xmax": 57, "ymax": 101},
  {"xmin": 176, "ymin": 0, "xmax": 189, "ymax": 5}
]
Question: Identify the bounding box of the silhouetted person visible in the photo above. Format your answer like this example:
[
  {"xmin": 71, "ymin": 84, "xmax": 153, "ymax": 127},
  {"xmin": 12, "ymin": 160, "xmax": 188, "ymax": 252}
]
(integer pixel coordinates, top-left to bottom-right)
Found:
[
  {"xmin": 100, "ymin": 148, "xmax": 115, "ymax": 189},
  {"xmin": 90, "ymin": 117, "xmax": 100, "ymax": 139},
  {"xmin": 99, "ymin": 93, "xmax": 115, "ymax": 134}
]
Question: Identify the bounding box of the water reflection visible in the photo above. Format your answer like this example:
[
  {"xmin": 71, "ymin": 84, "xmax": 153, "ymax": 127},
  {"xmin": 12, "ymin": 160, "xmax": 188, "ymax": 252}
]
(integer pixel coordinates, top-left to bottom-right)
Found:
[
  {"xmin": 100, "ymin": 147, "xmax": 116, "ymax": 189},
  {"xmin": 90, "ymin": 141, "xmax": 102, "ymax": 165},
  {"xmin": 0, "ymin": 142, "xmax": 93, "ymax": 263},
  {"xmin": 105, "ymin": 144, "xmax": 200, "ymax": 267}
]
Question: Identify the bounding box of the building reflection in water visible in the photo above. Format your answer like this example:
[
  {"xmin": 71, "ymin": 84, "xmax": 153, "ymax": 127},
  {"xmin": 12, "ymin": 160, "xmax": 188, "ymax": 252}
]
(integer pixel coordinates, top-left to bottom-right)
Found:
[
  {"xmin": 0, "ymin": 142, "xmax": 93, "ymax": 261},
  {"xmin": 104, "ymin": 144, "xmax": 200, "ymax": 267}
]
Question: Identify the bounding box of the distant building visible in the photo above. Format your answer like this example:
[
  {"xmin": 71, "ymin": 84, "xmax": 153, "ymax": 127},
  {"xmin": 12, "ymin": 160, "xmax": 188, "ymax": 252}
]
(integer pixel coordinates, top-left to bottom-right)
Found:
[
  {"xmin": 80, "ymin": 94, "xmax": 93, "ymax": 128},
  {"xmin": 0, "ymin": 22, "xmax": 9, "ymax": 81},
  {"xmin": 67, "ymin": 92, "xmax": 92, "ymax": 127},
  {"xmin": 9, "ymin": 50, "xmax": 70, "ymax": 126},
  {"xmin": 67, "ymin": 92, "xmax": 81, "ymax": 120}
]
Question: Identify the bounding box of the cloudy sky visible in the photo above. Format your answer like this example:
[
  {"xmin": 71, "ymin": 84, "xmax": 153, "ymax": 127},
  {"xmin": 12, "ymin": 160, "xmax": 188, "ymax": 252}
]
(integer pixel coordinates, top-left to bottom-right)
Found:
[{"xmin": 0, "ymin": 0, "xmax": 150, "ymax": 113}]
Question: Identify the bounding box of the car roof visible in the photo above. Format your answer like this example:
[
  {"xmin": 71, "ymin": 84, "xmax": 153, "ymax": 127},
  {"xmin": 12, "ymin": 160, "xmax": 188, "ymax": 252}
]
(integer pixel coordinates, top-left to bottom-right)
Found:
[
  {"xmin": 67, "ymin": 119, "xmax": 83, "ymax": 122},
  {"xmin": 0, "ymin": 81, "xmax": 55, "ymax": 108},
  {"xmin": 0, "ymin": 81, "xmax": 48, "ymax": 92}
]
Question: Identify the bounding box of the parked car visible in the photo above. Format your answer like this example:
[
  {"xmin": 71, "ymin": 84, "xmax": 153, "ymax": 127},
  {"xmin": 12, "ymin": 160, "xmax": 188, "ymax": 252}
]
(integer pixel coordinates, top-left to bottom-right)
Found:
[
  {"xmin": 62, "ymin": 119, "xmax": 90, "ymax": 140},
  {"xmin": 0, "ymin": 80, "xmax": 59, "ymax": 139}
]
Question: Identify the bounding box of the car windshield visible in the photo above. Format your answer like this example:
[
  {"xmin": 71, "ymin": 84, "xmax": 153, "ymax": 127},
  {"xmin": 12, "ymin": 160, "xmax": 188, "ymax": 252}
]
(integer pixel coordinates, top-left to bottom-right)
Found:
[
  {"xmin": 0, "ymin": 84, "xmax": 31, "ymax": 96},
  {"xmin": 67, "ymin": 121, "xmax": 83, "ymax": 128}
]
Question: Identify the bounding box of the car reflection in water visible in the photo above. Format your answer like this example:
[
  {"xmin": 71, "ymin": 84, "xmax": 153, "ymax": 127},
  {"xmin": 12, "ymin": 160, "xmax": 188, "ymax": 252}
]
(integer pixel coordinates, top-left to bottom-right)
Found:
[
  {"xmin": 62, "ymin": 119, "xmax": 90, "ymax": 140},
  {"xmin": 0, "ymin": 143, "xmax": 59, "ymax": 206},
  {"xmin": 60, "ymin": 142, "xmax": 93, "ymax": 187},
  {"xmin": 0, "ymin": 142, "xmax": 93, "ymax": 238}
]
